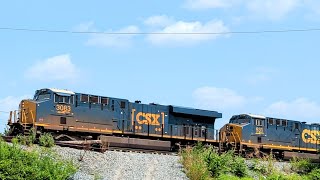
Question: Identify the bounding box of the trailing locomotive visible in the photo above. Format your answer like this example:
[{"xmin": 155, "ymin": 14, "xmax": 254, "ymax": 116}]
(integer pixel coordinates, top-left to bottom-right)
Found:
[
  {"xmin": 7, "ymin": 88, "xmax": 222, "ymax": 149},
  {"xmin": 220, "ymin": 114, "xmax": 320, "ymax": 159}
]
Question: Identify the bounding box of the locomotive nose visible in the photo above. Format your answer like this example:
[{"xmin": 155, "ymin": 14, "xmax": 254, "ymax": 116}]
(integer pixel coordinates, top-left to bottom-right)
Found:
[
  {"xmin": 220, "ymin": 123, "xmax": 242, "ymax": 144},
  {"xmin": 20, "ymin": 100, "xmax": 37, "ymax": 124}
]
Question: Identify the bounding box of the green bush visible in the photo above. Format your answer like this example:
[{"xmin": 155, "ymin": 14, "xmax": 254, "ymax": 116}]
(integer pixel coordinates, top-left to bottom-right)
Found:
[
  {"xmin": 180, "ymin": 146, "xmax": 210, "ymax": 180},
  {"xmin": 231, "ymin": 155, "xmax": 248, "ymax": 177},
  {"xmin": 3, "ymin": 126, "xmax": 11, "ymax": 136},
  {"xmin": 39, "ymin": 133, "xmax": 55, "ymax": 148},
  {"xmin": 181, "ymin": 144, "xmax": 249, "ymax": 179},
  {"xmin": 0, "ymin": 140, "xmax": 77, "ymax": 180},
  {"xmin": 28, "ymin": 128, "xmax": 36, "ymax": 144},
  {"xmin": 291, "ymin": 157, "xmax": 316, "ymax": 174},
  {"xmin": 250, "ymin": 158, "xmax": 267, "ymax": 174},
  {"xmin": 308, "ymin": 168, "xmax": 320, "ymax": 180}
]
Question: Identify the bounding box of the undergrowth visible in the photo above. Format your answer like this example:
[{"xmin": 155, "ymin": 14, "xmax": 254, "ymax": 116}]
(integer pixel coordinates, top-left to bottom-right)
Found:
[
  {"xmin": 0, "ymin": 138, "xmax": 77, "ymax": 180},
  {"xmin": 39, "ymin": 132, "xmax": 55, "ymax": 147},
  {"xmin": 180, "ymin": 143, "xmax": 320, "ymax": 180}
]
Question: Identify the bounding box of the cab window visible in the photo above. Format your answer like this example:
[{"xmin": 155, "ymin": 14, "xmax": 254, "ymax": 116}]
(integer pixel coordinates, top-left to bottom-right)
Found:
[
  {"xmin": 54, "ymin": 94, "xmax": 73, "ymax": 104},
  {"xmin": 37, "ymin": 91, "xmax": 51, "ymax": 100},
  {"xmin": 254, "ymin": 119, "xmax": 264, "ymax": 126}
]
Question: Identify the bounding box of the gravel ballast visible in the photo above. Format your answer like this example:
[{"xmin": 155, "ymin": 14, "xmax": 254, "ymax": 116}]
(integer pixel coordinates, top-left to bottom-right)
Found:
[{"xmin": 53, "ymin": 146, "xmax": 189, "ymax": 180}]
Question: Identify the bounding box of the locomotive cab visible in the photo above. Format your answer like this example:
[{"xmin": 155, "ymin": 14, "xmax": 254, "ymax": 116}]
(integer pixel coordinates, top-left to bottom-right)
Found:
[
  {"xmin": 220, "ymin": 114, "xmax": 267, "ymax": 149},
  {"xmin": 8, "ymin": 88, "xmax": 75, "ymax": 135}
]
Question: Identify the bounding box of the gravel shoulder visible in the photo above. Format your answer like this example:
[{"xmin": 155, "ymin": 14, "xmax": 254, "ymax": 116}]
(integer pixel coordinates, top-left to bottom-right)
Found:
[{"xmin": 52, "ymin": 146, "xmax": 189, "ymax": 180}]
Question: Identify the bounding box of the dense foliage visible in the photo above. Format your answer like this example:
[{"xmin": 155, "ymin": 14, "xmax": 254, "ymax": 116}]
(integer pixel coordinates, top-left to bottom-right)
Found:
[
  {"xmin": 180, "ymin": 143, "xmax": 320, "ymax": 180},
  {"xmin": 39, "ymin": 132, "xmax": 55, "ymax": 147},
  {"xmin": 0, "ymin": 137, "xmax": 77, "ymax": 180}
]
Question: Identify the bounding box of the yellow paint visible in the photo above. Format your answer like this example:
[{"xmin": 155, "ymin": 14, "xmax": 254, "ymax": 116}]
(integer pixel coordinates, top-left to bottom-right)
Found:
[
  {"xmin": 34, "ymin": 123, "xmax": 50, "ymax": 127},
  {"xmin": 255, "ymin": 127, "xmax": 264, "ymax": 134},
  {"xmin": 136, "ymin": 112, "xmax": 160, "ymax": 125},
  {"xmin": 56, "ymin": 104, "xmax": 71, "ymax": 114},
  {"xmin": 301, "ymin": 129, "xmax": 320, "ymax": 144},
  {"xmin": 241, "ymin": 142, "xmax": 318, "ymax": 152},
  {"xmin": 20, "ymin": 100, "xmax": 36, "ymax": 124},
  {"xmin": 131, "ymin": 109, "xmax": 164, "ymax": 126},
  {"xmin": 131, "ymin": 109, "xmax": 136, "ymax": 126}
]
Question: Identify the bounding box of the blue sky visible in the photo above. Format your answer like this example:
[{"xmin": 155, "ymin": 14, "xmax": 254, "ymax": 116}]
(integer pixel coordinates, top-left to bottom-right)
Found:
[{"xmin": 1, "ymin": 0, "xmax": 320, "ymax": 131}]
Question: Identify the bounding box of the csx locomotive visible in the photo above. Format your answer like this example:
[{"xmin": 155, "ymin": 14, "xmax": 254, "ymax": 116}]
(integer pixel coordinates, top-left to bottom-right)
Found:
[
  {"xmin": 7, "ymin": 88, "xmax": 222, "ymax": 149},
  {"xmin": 6, "ymin": 88, "xmax": 320, "ymax": 157}
]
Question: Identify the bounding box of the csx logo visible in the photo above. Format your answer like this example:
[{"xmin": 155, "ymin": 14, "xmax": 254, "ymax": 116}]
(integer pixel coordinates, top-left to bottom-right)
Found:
[
  {"xmin": 131, "ymin": 109, "xmax": 164, "ymax": 125},
  {"xmin": 301, "ymin": 129, "xmax": 320, "ymax": 144}
]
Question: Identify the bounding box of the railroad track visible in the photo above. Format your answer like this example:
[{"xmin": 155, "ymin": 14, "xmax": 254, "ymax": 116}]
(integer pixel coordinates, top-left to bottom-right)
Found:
[
  {"xmin": 105, "ymin": 146, "xmax": 177, "ymax": 155},
  {"xmin": 55, "ymin": 140, "xmax": 176, "ymax": 155},
  {"xmin": 1, "ymin": 135, "xmax": 14, "ymax": 142},
  {"xmin": 1, "ymin": 136, "xmax": 175, "ymax": 155}
]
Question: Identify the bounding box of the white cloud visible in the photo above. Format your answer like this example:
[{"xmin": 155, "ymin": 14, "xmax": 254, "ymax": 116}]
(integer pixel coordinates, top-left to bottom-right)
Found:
[
  {"xmin": 25, "ymin": 54, "xmax": 79, "ymax": 81},
  {"xmin": 146, "ymin": 20, "xmax": 229, "ymax": 45},
  {"xmin": 247, "ymin": 0, "xmax": 300, "ymax": 20},
  {"xmin": 192, "ymin": 87, "xmax": 246, "ymax": 109},
  {"xmin": 184, "ymin": 0, "xmax": 240, "ymax": 9},
  {"xmin": 265, "ymin": 98, "xmax": 320, "ymax": 122},
  {"xmin": 144, "ymin": 15, "xmax": 175, "ymax": 27},
  {"xmin": 86, "ymin": 25, "xmax": 139, "ymax": 48}
]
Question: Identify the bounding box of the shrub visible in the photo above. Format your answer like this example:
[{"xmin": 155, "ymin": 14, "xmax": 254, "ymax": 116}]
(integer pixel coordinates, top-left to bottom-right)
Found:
[
  {"xmin": 250, "ymin": 158, "xmax": 267, "ymax": 174},
  {"xmin": 0, "ymin": 140, "xmax": 77, "ymax": 179},
  {"xmin": 3, "ymin": 126, "xmax": 11, "ymax": 136},
  {"xmin": 39, "ymin": 133, "xmax": 55, "ymax": 148},
  {"xmin": 307, "ymin": 168, "xmax": 320, "ymax": 180},
  {"xmin": 28, "ymin": 128, "xmax": 36, "ymax": 144},
  {"xmin": 180, "ymin": 146, "xmax": 210, "ymax": 180},
  {"xmin": 231, "ymin": 155, "xmax": 248, "ymax": 177},
  {"xmin": 291, "ymin": 157, "xmax": 316, "ymax": 174}
]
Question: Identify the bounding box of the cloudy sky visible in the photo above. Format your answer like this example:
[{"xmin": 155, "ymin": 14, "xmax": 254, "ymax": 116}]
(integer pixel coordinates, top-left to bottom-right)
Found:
[{"xmin": 1, "ymin": 0, "xmax": 320, "ymax": 131}]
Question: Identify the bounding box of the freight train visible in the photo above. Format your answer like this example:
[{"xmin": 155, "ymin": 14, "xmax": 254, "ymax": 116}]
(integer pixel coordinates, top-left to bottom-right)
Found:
[{"xmin": 6, "ymin": 88, "xmax": 320, "ymax": 158}]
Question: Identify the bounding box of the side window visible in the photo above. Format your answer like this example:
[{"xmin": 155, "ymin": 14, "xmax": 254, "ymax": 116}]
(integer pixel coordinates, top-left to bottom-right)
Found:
[
  {"xmin": 282, "ymin": 120, "xmax": 287, "ymax": 127},
  {"xmin": 268, "ymin": 118, "xmax": 274, "ymax": 125},
  {"xmin": 276, "ymin": 119, "xmax": 281, "ymax": 126},
  {"xmin": 255, "ymin": 119, "xmax": 264, "ymax": 126},
  {"xmin": 54, "ymin": 94, "xmax": 72, "ymax": 104},
  {"xmin": 294, "ymin": 122, "xmax": 299, "ymax": 130},
  {"xmin": 81, "ymin": 94, "xmax": 89, "ymax": 103},
  {"xmin": 90, "ymin": 96, "xmax": 99, "ymax": 104},
  {"xmin": 120, "ymin": 101, "xmax": 126, "ymax": 109},
  {"xmin": 101, "ymin": 97, "xmax": 109, "ymax": 105}
]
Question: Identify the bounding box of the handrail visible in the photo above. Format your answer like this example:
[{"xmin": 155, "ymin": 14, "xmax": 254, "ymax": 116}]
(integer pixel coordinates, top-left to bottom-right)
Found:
[
  {"xmin": 8, "ymin": 111, "xmax": 12, "ymax": 124},
  {"xmin": 22, "ymin": 109, "xmax": 27, "ymax": 130},
  {"xmin": 235, "ymin": 131, "xmax": 241, "ymax": 143},
  {"xmin": 30, "ymin": 110, "xmax": 35, "ymax": 128},
  {"xmin": 231, "ymin": 132, "xmax": 237, "ymax": 148}
]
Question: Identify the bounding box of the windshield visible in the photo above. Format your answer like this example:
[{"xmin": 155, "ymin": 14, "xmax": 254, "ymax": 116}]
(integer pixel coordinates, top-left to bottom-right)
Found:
[{"xmin": 34, "ymin": 90, "xmax": 51, "ymax": 101}]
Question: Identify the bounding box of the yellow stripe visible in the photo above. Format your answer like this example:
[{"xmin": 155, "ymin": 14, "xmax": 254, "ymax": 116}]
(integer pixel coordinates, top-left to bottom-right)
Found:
[
  {"xmin": 35, "ymin": 123, "xmax": 50, "ymax": 127},
  {"xmin": 242, "ymin": 142, "xmax": 318, "ymax": 152}
]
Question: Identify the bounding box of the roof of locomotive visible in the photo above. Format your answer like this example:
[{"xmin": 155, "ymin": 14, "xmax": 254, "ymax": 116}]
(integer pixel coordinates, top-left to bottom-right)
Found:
[{"xmin": 48, "ymin": 88, "xmax": 75, "ymax": 95}]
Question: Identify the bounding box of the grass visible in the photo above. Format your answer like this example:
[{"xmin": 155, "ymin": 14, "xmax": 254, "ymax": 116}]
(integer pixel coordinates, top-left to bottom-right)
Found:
[
  {"xmin": 180, "ymin": 143, "xmax": 320, "ymax": 180},
  {"xmin": 0, "ymin": 136, "xmax": 77, "ymax": 180}
]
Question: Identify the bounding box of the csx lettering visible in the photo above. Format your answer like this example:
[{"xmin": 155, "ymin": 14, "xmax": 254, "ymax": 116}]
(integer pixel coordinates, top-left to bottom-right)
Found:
[
  {"xmin": 136, "ymin": 112, "xmax": 160, "ymax": 125},
  {"xmin": 301, "ymin": 129, "xmax": 320, "ymax": 144},
  {"xmin": 56, "ymin": 105, "xmax": 71, "ymax": 114}
]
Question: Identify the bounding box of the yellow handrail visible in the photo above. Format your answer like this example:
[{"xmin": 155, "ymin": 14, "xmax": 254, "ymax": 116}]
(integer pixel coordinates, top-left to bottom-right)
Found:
[{"xmin": 30, "ymin": 110, "xmax": 35, "ymax": 128}]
